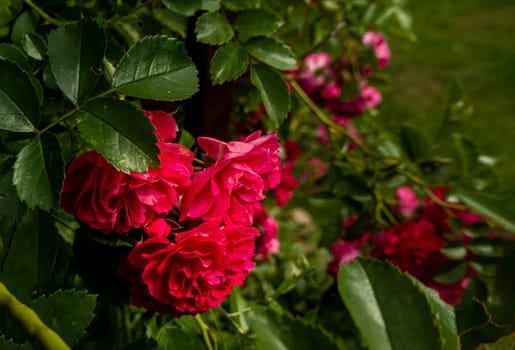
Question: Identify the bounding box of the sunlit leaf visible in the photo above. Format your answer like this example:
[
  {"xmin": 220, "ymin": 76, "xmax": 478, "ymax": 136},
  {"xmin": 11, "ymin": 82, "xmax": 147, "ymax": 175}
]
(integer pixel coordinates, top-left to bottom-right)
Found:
[{"xmin": 112, "ymin": 35, "xmax": 199, "ymax": 101}]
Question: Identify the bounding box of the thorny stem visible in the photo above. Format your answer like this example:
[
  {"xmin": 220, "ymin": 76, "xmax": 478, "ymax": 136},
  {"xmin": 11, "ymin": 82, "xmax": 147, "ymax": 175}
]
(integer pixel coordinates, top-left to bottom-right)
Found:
[
  {"xmin": 38, "ymin": 88, "xmax": 117, "ymax": 135},
  {"xmin": 397, "ymin": 168, "xmax": 467, "ymax": 211},
  {"xmin": 0, "ymin": 281, "xmax": 71, "ymax": 350},
  {"xmin": 291, "ymin": 73, "xmax": 472, "ymax": 216},
  {"xmin": 289, "ymin": 78, "xmax": 380, "ymax": 158},
  {"xmin": 38, "ymin": 107, "xmax": 79, "ymax": 135},
  {"xmin": 195, "ymin": 314, "xmax": 214, "ymax": 350},
  {"xmin": 303, "ymin": 21, "xmax": 347, "ymax": 58},
  {"xmin": 24, "ymin": 0, "xmax": 74, "ymax": 26}
]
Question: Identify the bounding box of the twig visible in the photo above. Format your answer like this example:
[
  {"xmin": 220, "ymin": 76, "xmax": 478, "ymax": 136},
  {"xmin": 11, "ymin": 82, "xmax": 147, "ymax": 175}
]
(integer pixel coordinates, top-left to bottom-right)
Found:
[
  {"xmin": 0, "ymin": 282, "xmax": 71, "ymax": 350},
  {"xmin": 24, "ymin": 0, "xmax": 74, "ymax": 26}
]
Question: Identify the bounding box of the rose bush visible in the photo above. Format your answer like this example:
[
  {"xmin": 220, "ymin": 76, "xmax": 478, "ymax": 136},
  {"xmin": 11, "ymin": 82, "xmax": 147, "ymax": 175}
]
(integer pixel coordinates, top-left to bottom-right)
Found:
[
  {"xmin": 61, "ymin": 111, "xmax": 194, "ymax": 234},
  {"xmin": 123, "ymin": 220, "xmax": 259, "ymax": 316},
  {"xmin": 0, "ymin": 1, "xmax": 513, "ymax": 349}
]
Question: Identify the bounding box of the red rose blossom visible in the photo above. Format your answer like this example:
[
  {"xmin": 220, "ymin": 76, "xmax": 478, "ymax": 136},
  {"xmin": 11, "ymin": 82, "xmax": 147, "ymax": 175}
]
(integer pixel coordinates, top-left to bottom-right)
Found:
[
  {"xmin": 180, "ymin": 131, "xmax": 281, "ymax": 226},
  {"xmin": 61, "ymin": 111, "xmax": 194, "ymax": 234},
  {"xmin": 371, "ymin": 219, "xmax": 448, "ymax": 282},
  {"xmin": 253, "ymin": 202, "xmax": 280, "ymax": 261},
  {"xmin": 125, "ymin": 220, "xmax": 259, "ymax": 315}
]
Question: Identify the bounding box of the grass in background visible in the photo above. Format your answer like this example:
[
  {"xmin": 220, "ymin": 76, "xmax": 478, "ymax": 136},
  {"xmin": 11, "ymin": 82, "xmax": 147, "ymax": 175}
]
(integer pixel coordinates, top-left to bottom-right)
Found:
[{"xmin": 380, "ymin": 0, "xmax": 515, "ymax": 189}]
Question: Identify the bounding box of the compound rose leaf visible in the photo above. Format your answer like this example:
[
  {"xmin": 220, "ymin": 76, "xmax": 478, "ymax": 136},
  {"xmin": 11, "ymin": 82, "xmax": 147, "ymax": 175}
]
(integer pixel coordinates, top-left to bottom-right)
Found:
[
  {"xmin": 48, "ymin": 19, "xmax": 106, "ymax": 105},
  {"xmin": 112, "ymin": 35, "xmax": 199, "ymax": 101}
]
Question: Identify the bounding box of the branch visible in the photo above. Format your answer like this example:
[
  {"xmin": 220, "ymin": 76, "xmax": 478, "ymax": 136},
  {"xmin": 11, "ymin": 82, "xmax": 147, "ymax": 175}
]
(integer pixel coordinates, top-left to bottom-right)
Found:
[{"xmin": 0, "ymin": 282, "xmax": 71, "ymax": 350}]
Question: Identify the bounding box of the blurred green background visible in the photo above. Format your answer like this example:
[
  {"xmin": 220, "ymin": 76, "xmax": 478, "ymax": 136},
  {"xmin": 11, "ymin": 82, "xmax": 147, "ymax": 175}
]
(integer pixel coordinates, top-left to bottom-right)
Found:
[{"xmin": 380, "ymin": 0, "xmax": 515, "ymax": 190}]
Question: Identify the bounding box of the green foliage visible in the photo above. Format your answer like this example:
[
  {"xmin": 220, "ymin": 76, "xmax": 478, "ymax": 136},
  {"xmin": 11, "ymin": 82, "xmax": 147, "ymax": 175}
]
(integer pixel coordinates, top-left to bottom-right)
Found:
[
  {"xmin": 244, "ymin": 37, "xmax": 297, "ymax": 71},
  {"xmin": 13, "ymin": 134, "xmax": 64, "ymax": 210},
  {"xmin": 246, "ymin": 307, "xmax": 338, "ymax": 350},
  {"xmin": 0, "ymin": 43, "xmax": 31, "ymax": 71},
  {"xmin": 112, "ymin": 35, "xmax": 199, "ymax": 101},
  {"xmin": 0, "ymin": 0, "xmax": 23, "ymax": 26},
  {"xmin": 210, "ymin": 42, "xmax": 249, "ymax": 85},
  {"xmin": 233, "ymin": 9, "xmax": 283, "ymax": 41},
  {"xmin": 0, "ymin": 210, "xmax": 58, "ymax": 301},
  {"xmin": 31, "ymin": 290, "xmax": 97, "ymax": 346},
  {"xmin": 454, "ymin": 191, "xmax": 515, "ymax": 233},
  {"xmin": 250, "ymin": 64, "xmax": 290, "ymax": 129},
  {"xmin": 338, "ymin": 258, "xmax": 459, "ymax": 350},
  {"xmin": 76, "ymin": 99, "xmax": 160, "ymax": 173},
  {"xmin": 161, "ymin": 0, "xmax": 201, "ymax": 17},
  {"xmin": 195, "ymin": 12, "xmax": 233, "ymax": 45},
  {"xmin": 47, "ymin": 20, "xmax": 106, "ymax": 105},
  {"xmin": 155, "ymin": 323, "xmax": 205, "ymax": 350},
  {"xmin": 0, "ymin": 59, "xmax": 39, "ymax": 132},
  {"xmin": 0, "ymin": 0, "xmax": 512, "ymax": 349}
]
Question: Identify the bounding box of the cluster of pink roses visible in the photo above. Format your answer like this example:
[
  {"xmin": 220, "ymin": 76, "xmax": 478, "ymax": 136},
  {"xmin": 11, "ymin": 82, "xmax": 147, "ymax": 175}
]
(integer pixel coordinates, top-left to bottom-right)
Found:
[
  {"xmin": 293, "ymin": 32, "xmax": 390, "ymax": 146},
  {"xmin": 61, "ymin": 110, "xmax": 282, "ymax": 316},
  {"xmin": 329, "ymin": 187, "xmax": 483, "ymax": 305}
]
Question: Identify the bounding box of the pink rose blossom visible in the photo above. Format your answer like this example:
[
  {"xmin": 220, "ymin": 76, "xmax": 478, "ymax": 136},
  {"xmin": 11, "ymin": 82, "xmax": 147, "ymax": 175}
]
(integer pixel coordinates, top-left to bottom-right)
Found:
[
  {"xmin": 321, "ymin": 83, "xmax": 341, "ymax": 100},
  {"xmin": 361, "ymin": 84, "xmax": 382, "ymax": 108},
  {"xmin": 180, "ymin": 131, "xmax": 281, "ymax": 226},
  {"xmin": 144, "ymin": 218, "xmax": 172, "ymax": 238},
  {"xmin": 61, "ymin": 111, "xmax": 194, "ymax": 234},
  {"xmin": 274, "ymin": 140, "xmax": 300, "ymax": 207},
  {"xmin": 396, "ymin": 186, "xmax": 419, "ymax": 218},
  {"xmin": 327, "ymin": 239, "xmax": 362, "ymax": 277},
  {"xmin": 125, "ymin": 220, "xmax": 259, "ymax": 315},
  {"xmin": 362, "ymin": 31, "xmax": 391, "ymax": 69},
  {"xmin": 253, "ymin": 202, "xmax": 280, "ymax": 261}
]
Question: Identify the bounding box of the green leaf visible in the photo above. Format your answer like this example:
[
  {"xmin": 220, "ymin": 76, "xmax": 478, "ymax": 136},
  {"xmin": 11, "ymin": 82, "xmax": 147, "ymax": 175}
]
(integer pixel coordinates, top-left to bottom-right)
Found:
[
  {"xmin": 153, "ymin": 8, "xmax": 187, "ymax": 38},
  {"xmin": 337, "ymin": 258, "xmax": 458, "ymax": 350},
  {"xmin": 233, "ymin": 9, "xmax": 283, "ymax": 41},
  {"xmin": 210, "ymin": 42, "xmax": 249, "ymax": 84},
  {"xmin": 178, "ymin": 129, "xmax": 195, "ymax": 149},
  {"xmin": 454, "ymin": 190, "xmax": 515, "ymax": 233},
  {"xmin": 0, "ymin": 336, "xmax": 32, "ymax": 350},
  {"xmin": 13, "ymin": 133, "xmax": 64, "ymax": 210},
  {"xmin": 221, "ymin": 0, "xmax": 255, "ymax": 11},
  {"xmin": 246, "ymin": 307, "xmax": 338, "ymax": 350},
  {"xmin": 476, "ymin": 332, "xmax": 515, "ymax": 350},
  {"xmin": 195, "ymin": 11, "xmax": 233, "ymax": 45},
  {"xmin": 31, "ymin": 289, "xmax": 97, "ymax": 346},
  {"xmin": 76, "ymin": 99, "xmax": 160, "ymax": 173},
  {"xmin": 244, "ymin": 37, "xmax": 297, "ymax": 71},
  {"xmin": 21, "ymin": 33, "xmax": 47, "ymax": 61},
  {"xmin": 0, "ymin": 0, "xmax": 23, "ymax": 26},
  {"xmin": 229, "ymin": 287, "xmax": 249, "ymax": 333},
  {"xmin": 0, "ymin": 210, "xmax": 58, "ymax": 302},
  {"xmin": 161, "ymin": 0, "xmax": 201, "ymax": 16},
  {"xmin": 399, "ymin": 124, "xmax": 432, "ymax": 161},
  {"xmin": 453, "ymin": 134, "xmax": 478, "ymax": 175},
  {"xmin": 201, "ymin": 0, "xmax": 220, "ymax": 12},
  {"xmin": 112, "ymin": 35, "xmax": 199, "ymax": 101},
  {"xmin": 0, "ymin": 59, "xmax": 39, "ymax": 132},
  {"xmin": 155, "ymin": 324, "xmax": 205, "ymax": 350},
  {"xmin": 47, "ymin": 19, "xmax": 106, "ymax": 105},
  {"xmin": 11, "ymin": 10, "xmax": 38, "ymax": 44},
  {"xmin": 0, "ymin": 43, "xmax": 31, "ymax": 72},
  {"xmin": 250, "ymin": 64, "xmax": 289, "ymax": 129}
]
